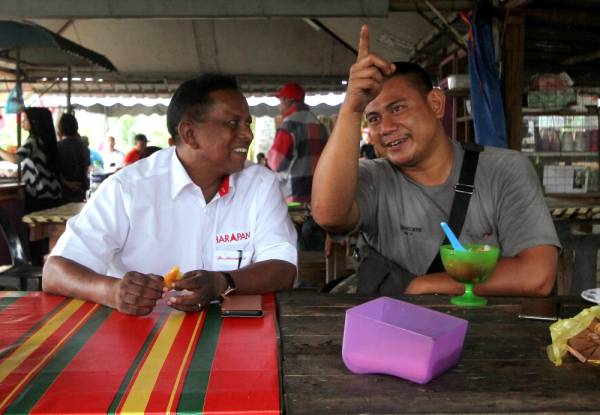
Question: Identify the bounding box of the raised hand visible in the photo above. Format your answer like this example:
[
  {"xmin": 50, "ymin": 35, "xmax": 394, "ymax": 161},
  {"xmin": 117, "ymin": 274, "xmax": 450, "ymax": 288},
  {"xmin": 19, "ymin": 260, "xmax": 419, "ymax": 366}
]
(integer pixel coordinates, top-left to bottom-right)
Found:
[
  {"xmin": 110, "ymin": 271, "xmax": 164, "ymax": 316},
  {"xmin": 344, "ymin": 25, "xmax": 395, "ymax": 113}
]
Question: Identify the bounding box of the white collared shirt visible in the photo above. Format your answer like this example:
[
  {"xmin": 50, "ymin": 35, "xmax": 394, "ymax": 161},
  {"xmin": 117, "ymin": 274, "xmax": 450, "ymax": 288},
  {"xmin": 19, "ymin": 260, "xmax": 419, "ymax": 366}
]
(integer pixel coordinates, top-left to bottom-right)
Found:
[
  {"xmin": 51, "ymin": 147, "xmax": 297, "ymax": 278},
  {"xmin": 102, "ymin": 149, "xmax": 125, "ymax": 173}
]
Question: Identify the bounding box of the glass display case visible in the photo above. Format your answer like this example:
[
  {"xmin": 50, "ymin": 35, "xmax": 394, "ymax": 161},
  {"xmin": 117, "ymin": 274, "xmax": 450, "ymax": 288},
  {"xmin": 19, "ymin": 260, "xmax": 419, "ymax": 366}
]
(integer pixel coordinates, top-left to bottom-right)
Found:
[{"xmin": 521, "ymin": 113, "xmax": 599, "ymax": 194}]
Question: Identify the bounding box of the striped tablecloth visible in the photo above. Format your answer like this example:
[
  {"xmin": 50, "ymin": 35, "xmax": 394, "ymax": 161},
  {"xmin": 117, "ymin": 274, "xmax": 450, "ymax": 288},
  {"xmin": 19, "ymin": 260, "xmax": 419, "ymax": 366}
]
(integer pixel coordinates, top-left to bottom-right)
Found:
[
  {"xmin": 0, "ymin": 292, "xmax": 280, "ymax": 414},
  {"xmin": 21, "ymin": 202, "xmax": 85, "ymax": 225}
]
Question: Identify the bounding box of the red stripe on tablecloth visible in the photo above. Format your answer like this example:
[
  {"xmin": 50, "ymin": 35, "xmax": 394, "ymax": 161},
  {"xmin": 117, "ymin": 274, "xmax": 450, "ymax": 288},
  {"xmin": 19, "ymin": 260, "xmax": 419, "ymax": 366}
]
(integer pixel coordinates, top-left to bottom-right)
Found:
[
  {"xmin": 0, "ymin": 293, "xmax": 66, "ymax": 354},
  {"xmin": 145, "ymin": 311, "xmax": 206, "ymax": 413},
  {"xmin": 0, "ymin": 301, "xmax": 97, "ymax": 411},
  {"xmin": 29, "ymin": 304, "xmax": 164, "ymax": 413},
  {"xmin": 203, "ymin": 293, "xmax": 280, "ymax": 414}
]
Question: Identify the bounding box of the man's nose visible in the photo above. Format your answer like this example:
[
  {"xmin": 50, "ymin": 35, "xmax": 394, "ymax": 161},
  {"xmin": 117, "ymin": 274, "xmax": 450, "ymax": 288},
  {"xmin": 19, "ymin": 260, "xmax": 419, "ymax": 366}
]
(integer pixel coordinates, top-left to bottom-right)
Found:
[
  {"xmin": 380, "ymin": 113, "xmax": 396, "ymax": 135},
  {"xmin": 239, "ymin": 124, "xmax": 253, "ymax": 141}
]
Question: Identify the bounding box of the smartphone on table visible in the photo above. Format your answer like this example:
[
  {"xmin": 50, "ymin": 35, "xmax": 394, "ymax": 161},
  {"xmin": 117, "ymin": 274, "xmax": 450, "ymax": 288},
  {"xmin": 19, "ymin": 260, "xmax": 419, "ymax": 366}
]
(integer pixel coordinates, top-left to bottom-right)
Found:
[{"xmin": 220, "ymin": 295, "xmax": 263, "ymax": 318}]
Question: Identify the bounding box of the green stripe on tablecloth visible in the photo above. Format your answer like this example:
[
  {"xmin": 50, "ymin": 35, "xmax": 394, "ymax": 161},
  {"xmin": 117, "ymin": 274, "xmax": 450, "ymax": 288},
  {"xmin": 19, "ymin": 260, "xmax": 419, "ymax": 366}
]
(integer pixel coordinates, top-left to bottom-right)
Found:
[
  {"xmin": 107, "ymin": 306, "xmax": 171, "ymax": 414},
  {"xmin": 4, "ymin": 306, "xmax": 111, "ymax": 414},
  {"xmin": 0, "ymin": 297, "xmax": 68, "ymax": 361},
  {"xmin": 0, "ymin": 292, "xmax": 27, "ymax": 313},
  {"xmin": 177, "ymin": 304, "xmax": 222, "ymax": 414}
]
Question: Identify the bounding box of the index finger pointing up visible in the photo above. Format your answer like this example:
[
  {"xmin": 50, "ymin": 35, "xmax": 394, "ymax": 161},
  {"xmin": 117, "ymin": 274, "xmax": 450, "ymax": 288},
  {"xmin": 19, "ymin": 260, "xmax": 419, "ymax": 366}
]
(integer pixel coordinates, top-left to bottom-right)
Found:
[{"xmin": 357, "ymin": 25, "xmax": 369, "ymax": 61}]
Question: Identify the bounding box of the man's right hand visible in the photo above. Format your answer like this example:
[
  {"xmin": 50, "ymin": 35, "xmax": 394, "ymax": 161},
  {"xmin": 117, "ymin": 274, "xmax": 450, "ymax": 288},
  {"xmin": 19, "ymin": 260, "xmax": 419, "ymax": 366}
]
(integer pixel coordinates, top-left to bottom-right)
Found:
[
  {"xmin": 344, "ymin": 25, "xmax": 395, "ymax": 113},
  {"xmin": 312, "ymin": 25, "xmax": 393, "ymax": 234},
  {"xmin": 109, "ymin": 271, "xmax": 164, "ymax": 316}
]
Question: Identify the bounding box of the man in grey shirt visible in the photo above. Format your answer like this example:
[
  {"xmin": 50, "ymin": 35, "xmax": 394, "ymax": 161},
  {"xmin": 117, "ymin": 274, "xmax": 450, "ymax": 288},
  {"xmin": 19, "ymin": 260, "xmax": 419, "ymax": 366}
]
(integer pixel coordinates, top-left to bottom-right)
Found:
[{"xmin": 312, "ymin": 26, "xmax": 559, "ymax": 296}]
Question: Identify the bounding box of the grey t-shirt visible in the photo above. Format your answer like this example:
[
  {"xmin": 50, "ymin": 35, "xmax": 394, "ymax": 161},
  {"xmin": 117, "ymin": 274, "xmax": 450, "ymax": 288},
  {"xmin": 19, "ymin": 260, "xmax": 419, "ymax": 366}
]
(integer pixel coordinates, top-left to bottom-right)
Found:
[{"xmin": 356, "ymin": 140, "xmax": 560, "ymax": 276}]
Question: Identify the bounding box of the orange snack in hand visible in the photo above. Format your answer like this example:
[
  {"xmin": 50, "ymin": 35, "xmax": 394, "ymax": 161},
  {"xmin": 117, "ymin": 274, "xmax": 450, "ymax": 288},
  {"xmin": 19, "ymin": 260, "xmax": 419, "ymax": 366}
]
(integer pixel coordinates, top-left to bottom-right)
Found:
[{"xmin": 164, "ymin": 266, "xmax": 182, "ymax": 289}]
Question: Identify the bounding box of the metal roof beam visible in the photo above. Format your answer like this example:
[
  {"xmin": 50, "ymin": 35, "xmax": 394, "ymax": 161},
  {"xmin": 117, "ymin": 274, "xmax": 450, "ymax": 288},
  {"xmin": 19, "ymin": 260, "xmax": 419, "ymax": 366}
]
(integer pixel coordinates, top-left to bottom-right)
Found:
[
  {"xmin": 390, "ymin": 1, "xmax": 475, "ymax": 12},
  {"xmin": 0, "ymin": 0, "xmax": 389, "ymax": 19}
]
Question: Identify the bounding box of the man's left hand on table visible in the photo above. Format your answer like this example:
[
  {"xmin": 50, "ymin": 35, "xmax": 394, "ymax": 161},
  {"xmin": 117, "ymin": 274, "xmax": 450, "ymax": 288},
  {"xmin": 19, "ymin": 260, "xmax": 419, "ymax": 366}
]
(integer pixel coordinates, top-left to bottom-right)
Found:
[{"xmin": 167, "ymin": 270, "xmax": 228, "ymax": 312}]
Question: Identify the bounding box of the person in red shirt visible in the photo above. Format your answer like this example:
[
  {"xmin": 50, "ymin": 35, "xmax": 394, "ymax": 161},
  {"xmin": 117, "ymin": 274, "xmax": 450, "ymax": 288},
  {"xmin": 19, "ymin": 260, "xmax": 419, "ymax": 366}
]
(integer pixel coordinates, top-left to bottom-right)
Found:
[
  {"xmin": 266, "ymin": 83, "xmax": 328, "ymax": 203},
  {"xmin": 124, "ymin": 134, "xmax": 148, "ymax": 165}
]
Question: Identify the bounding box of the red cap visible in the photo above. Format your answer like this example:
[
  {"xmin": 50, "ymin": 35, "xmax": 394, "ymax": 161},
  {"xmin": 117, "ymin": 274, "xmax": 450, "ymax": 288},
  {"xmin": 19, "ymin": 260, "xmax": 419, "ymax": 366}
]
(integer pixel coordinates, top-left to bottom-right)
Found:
[{"xmin": 276, "ymin": 83, "xmax": 305, "ymax": 101}]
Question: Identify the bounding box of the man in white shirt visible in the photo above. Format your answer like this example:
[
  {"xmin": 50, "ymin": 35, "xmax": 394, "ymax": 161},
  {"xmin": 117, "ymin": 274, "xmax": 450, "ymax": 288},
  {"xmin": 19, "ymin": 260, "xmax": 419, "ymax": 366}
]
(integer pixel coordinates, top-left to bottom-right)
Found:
[
  {"xmin": 43, "ymin": 73, "xmax": 297, "ymax": 316},
  {"xmin": 103, "ymin": 136, "xmax": 125, "ymax": 173}
]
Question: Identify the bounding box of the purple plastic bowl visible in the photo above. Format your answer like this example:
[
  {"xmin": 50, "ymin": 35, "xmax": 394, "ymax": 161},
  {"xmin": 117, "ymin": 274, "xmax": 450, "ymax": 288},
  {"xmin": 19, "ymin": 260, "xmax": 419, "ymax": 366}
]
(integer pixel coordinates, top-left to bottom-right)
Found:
[{"xmin": 342, "ymin": 297, "xmax": 468, "ymax": 384}]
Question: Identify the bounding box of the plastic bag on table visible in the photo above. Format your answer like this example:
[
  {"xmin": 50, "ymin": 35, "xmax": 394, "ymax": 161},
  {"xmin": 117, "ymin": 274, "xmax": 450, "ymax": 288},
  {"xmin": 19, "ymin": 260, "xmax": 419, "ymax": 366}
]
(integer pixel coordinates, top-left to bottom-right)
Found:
[{"xmin": 547, "ymin": 305, "xmax": 600, "ymax": 366}]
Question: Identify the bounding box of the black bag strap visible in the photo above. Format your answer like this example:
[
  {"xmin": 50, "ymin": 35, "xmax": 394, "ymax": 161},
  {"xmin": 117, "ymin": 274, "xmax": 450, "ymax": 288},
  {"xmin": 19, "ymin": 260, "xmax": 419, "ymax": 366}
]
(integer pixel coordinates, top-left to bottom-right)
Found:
[{"xmin": 427, "ymin": 142, "xmax": 482, "ymax": 274}]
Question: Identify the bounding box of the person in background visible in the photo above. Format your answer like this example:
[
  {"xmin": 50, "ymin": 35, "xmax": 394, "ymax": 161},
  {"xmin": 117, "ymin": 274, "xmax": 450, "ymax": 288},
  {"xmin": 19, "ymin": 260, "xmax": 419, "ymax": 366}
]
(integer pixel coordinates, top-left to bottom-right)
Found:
[
  {"xmin": 312, "ymin": 26, "xmax": 559, "ymax": 296},
  {"xmin": 81, "ymin": 136, "xmax": 104, "ymax": 172},
  {"xmin": 267, "ymin": 83, "xmax": 329, "ymax": 252},
  {"xmin": 43, "ymin": 73, "xmax": 297, "ymax": 316},
  {"xmin": 57, "ymin": 113, "xmax": 90, "ymax": 203},
  {"xmin": 0, "ymin": 107, "xmax": 62, "ymax": 213},
  {"xmin": 359, "ymin": 130, "xmax": 377, "ymax": 160},
  {"xmin": 256, "ymin": 152, "xmax": 269, "ymax": 168},
  {"xmin": 139, "ymin": 145, "xmax": 162, "ymax": 159},
  {"xmin": 0, "ymin": 107, "xmax": 63, "ymax": 265},
  {"xmin": 103, "ymin": 136, "xmax": 124, "ymax": 173},
  {"xmin": 267, "ymin": 83, "xmax": 328, "ymax": 203},
  {"xmin": 124, "ymin": 134, "xmax": 148, "ymax": 165},
  {"xmin": 167, "ymin": 136, "xmax": 175, "ymax": 146}
]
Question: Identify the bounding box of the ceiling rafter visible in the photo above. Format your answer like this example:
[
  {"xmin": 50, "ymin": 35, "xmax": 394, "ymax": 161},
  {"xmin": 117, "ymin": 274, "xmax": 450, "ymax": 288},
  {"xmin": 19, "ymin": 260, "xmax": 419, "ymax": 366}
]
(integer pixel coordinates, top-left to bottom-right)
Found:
[
  {"xmin": 562, "ymin": 48, "xmax": 600, "ymax": 66},
  {"xmin": 423, "ymin": 0, "xmax": 467, "ymax": 48}
]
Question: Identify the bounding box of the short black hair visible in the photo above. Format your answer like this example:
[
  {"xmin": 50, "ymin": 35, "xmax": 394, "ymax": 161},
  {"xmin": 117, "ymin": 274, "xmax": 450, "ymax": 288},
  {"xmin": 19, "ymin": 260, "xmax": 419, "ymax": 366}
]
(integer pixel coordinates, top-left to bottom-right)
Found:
[
  {"xmin": 166, "ymin": 73, "xmax": 239, "ymax": 141},
  {"xmin": 134, "ymin": 133, "xmax": 148, "ymax": 142},
  {"xmin": 58, "ymin": 113, "xmax": 78, "ymax": 136},
  {"xmin": 390, "ymin": 61, "xmax": 433, "ymax": 96}
]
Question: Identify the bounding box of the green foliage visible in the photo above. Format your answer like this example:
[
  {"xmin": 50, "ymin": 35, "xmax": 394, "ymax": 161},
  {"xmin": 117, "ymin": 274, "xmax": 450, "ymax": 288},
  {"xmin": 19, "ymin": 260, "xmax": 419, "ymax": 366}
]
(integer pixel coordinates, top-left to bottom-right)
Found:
[{"xmin": 118, "ymin": 115, "xmax": 136, "ymax": 146}]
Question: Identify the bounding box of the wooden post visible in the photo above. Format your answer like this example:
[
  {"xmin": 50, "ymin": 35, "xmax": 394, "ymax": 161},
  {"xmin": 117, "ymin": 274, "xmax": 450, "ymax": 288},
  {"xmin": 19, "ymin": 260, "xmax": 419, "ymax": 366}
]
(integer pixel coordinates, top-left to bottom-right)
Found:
[
  {"xmin": 16, "ymin": 48, "xmax": 22, "ymax": 183},
  {"xmin": 67, "ymin": 65, "xmax": 73, "ymax": 114},
  {"xmin": 326, "ymin": 242, "xmax": 347, "ymax": 284},
  {"xmin": 502, "ymin": 13, "xmax": 525, "ymax": 150}
]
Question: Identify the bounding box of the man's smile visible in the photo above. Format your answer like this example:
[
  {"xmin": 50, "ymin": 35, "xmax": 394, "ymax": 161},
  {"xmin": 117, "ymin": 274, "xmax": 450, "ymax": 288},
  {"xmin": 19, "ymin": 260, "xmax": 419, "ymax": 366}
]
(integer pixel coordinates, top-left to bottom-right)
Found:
[{"xmin": 382, "ymin": 134, "xmax": 410, "ymax": 148}]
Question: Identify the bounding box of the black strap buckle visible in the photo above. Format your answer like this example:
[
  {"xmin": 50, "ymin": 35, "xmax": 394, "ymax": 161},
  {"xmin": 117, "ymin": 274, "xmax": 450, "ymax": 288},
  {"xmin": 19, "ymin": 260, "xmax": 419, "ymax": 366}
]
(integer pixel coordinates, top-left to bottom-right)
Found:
[{"xmin": 455, "ymin": 183, "xmax": 474, "ymax": 194}]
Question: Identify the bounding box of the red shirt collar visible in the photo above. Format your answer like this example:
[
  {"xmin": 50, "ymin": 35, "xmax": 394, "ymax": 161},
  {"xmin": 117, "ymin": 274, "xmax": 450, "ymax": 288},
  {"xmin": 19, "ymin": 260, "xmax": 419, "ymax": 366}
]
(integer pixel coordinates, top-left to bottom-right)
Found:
[{"xmin": 218, "ymin": 175, "xmax": 230, "ymax": 197}]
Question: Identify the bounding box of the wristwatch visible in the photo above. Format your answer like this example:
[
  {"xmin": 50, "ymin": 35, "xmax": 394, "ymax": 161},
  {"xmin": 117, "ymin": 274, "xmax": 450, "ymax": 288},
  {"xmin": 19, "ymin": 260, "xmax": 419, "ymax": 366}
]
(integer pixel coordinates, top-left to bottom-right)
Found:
[{"xmin": 220, "ymin": 272, "xmax": 236, "ymax": 298}]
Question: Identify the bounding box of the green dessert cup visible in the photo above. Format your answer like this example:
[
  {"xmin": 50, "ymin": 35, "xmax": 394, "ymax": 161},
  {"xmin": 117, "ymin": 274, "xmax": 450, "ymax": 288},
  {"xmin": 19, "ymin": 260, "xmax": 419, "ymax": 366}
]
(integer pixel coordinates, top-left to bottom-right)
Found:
[{"xmin": 440, "ymin": 244, "xmax": 500, "ymax": 307}]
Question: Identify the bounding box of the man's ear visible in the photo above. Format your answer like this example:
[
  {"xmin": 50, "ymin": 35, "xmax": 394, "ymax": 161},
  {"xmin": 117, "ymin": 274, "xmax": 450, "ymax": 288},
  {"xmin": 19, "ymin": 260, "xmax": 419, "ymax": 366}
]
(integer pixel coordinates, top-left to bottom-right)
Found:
[
  {"xmin": 177, "ymin": 120, "xmax": 199, "ymax": 149},
  {"xmin": 427, "ymin": 88, "xmax": 446, "ymax": 119}
]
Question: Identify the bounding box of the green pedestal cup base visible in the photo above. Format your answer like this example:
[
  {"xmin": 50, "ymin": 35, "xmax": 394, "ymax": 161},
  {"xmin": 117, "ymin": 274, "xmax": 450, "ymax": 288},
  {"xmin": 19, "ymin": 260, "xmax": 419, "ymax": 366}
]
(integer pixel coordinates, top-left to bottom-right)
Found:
[{"xmin": 451, "ymin": 292, "xmax": 487, "ymax": 307}]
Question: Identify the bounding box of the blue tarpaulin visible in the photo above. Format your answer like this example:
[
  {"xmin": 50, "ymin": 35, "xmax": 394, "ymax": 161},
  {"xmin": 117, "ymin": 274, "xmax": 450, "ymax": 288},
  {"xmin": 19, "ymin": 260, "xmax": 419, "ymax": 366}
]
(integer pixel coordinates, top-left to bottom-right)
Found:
[
  {"xmin": 462, "ymin": 6, "xmax": 507, "ymax": 148},
  {"xmin": 5, "ymin": 84, "xmax": 24, "ymax": 114}
]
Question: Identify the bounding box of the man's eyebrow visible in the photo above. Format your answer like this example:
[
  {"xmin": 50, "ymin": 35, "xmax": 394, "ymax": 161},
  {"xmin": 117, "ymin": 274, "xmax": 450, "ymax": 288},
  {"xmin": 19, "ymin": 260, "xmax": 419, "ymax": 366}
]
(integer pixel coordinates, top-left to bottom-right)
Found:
[
  {"xmin": 365, "ymin": 109, "xmax": 380, "ymax": 118},
  {"xmin": 385, "ymin": 98, "xmax": 407, "ymax": 110},
  {"xmin": 365, "ymin": 98, "xmax": 408, "ymax": 118}
]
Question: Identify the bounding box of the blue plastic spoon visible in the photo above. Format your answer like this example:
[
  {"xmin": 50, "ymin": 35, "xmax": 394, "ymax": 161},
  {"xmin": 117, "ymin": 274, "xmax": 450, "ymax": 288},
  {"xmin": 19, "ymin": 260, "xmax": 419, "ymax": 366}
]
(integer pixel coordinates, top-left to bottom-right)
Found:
[{"xmin": 440, "ymin": 222, "xmax": 467, "ymax": 252}]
